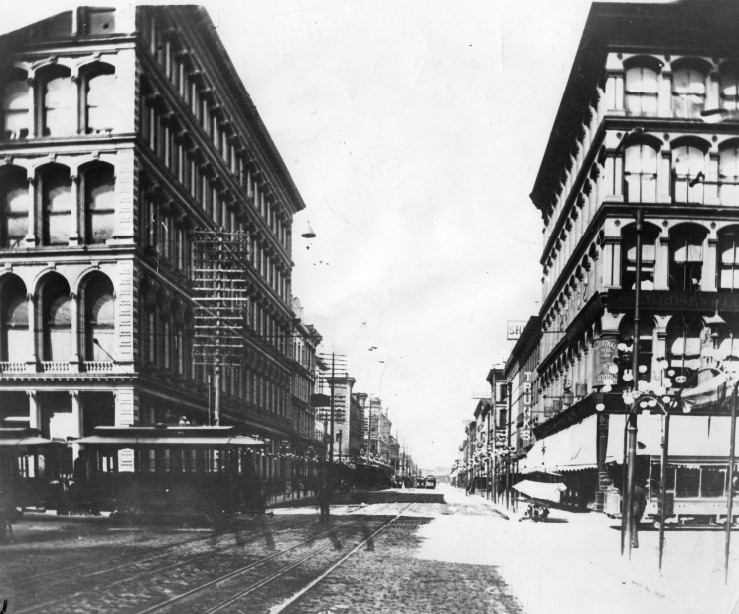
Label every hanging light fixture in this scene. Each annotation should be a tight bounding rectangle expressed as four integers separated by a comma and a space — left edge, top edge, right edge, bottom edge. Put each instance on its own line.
301, 222, 316, 239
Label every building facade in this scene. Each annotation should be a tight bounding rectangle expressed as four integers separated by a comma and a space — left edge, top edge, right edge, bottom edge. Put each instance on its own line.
0, 6, 306, 478
522, 1, 739, 510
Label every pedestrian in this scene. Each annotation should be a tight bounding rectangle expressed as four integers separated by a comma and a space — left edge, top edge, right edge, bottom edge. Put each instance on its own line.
631, 479, 648, 548
317, 480, 331, 523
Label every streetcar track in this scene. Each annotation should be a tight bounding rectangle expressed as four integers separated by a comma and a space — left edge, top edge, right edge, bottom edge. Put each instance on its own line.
132, 497, 412, 614
4, 515, 294, 590
13, 493, 419, 614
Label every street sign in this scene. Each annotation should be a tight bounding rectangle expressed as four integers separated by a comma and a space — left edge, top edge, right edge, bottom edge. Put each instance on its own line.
507, 320, 528, 340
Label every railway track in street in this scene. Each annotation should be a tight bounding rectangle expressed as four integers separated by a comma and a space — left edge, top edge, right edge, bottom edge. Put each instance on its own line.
10, 514, 298, 614
9, 493, 420, 614
133, 494, 424, 614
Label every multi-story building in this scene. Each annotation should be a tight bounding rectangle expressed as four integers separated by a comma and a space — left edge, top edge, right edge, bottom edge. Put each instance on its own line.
290, 297, 323, 484
0, 6, 305, 478
521, 1, 739, 510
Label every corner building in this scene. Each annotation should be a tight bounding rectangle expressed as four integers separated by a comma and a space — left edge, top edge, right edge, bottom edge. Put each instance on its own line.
0, 6, 304, 477
524, 2, 739, 510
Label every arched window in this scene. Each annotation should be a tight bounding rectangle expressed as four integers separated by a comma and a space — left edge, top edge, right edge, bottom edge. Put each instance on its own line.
625, 61, 659, 116
41, 274, 71, 362
2, 68, 30, 139
621, 222, 660, 290
624, 143, 658, 202
672, 142, 707, 204
665, 316, 703, 378
0, 275, 28, 362
0, 166, 29, 248
719, 142, 739, 206
81, 162, 115, 244
672, 63, 707, 118
82, 63, 115, 134
39, 65, 75, 137
669, 224, 708, 291
39, 164, 72, 245
82, 274, 114, 361
718, 227, 739, 290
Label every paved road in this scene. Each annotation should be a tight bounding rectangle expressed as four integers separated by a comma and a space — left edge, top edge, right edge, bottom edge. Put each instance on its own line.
0, 486, 736, 613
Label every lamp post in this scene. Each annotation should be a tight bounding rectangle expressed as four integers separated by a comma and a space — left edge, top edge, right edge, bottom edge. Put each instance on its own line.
618, 208, 645, 558
725, 379, 738, 583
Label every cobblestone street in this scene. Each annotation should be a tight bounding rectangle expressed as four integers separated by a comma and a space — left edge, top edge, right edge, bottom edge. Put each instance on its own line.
0, 485, 738, 613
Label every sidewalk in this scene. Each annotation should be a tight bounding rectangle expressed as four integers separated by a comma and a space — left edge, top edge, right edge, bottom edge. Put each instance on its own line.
435, 487, 739, 614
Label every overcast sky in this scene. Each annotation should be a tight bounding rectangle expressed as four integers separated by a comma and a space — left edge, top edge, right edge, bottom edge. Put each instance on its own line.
0, 0, 674, 470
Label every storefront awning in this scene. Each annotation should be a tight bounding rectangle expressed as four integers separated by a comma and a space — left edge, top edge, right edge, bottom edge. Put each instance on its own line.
519, 414, 598, 473
513, 479, 567, 502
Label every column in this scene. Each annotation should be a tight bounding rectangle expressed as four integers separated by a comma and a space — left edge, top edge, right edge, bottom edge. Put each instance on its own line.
654, 236, 670, 290
26, 293, 38, 369
69, 292, 81, 369
27, 391, 40, 430
703, 236, 718, 292
25, 176, 38, 246
69, 391, 82, 460
69, 173, 81, 246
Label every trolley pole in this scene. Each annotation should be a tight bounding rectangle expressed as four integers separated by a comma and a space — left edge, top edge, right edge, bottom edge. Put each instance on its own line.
725, 382, 738, 583
623, 207, 643, 559
506, 380, 512, 509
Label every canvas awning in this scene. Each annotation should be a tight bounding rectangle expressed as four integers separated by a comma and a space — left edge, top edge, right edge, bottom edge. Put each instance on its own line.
513, 479, 567, 503
679, 370, 727, 413
519, 414, 598, 473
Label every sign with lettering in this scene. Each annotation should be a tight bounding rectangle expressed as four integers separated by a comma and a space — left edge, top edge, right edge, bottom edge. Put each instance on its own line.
594, 337, 619, 386
507, 320, 528, 340
607, 290, 739, 312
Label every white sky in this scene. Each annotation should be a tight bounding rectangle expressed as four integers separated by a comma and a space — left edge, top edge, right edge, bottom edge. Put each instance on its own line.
0, 0, 673, 470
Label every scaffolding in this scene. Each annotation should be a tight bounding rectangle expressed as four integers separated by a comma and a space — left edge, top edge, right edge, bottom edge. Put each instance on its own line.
192, 230, 249, 368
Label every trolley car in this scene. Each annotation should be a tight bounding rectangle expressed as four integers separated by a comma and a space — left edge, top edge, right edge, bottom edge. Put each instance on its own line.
73, 425, 265, 518
645, 457, 738, 526
0, 427, 66, 511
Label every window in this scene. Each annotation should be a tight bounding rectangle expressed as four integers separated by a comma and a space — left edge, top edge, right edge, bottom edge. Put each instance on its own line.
621, 222, 659, 290
83, 64, 115, 134
719, 143, 739, 206
0, 166, 29, 248
625, 63, 659, 116
40, 164, 72, 245
624, 143, 658, 203
672, 143, 706, 204
40, 66, 76, 136
2, 68, 30, 139
41, 274, 72, 362
0, 275, 28, 362
666, 316, 702, 376
83, 274, 114, 361
82, 163, 115, 244
672, 64, 706, 118
669, 225, 707, 291
718, 229, 739, 290
701, 467, 726, 498
675, 466, 700, 498
721, 66, 739, 112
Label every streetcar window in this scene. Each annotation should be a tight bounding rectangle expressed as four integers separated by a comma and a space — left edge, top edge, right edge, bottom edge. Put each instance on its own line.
700, 467, 726, 497
676, 466, 700, 497
650, 462, 675, 491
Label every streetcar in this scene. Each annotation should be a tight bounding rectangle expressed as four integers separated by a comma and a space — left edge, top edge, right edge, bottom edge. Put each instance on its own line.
645, 457, 738, 526
0, 427, 67, 511
72, 425, 266, 518
424, 476, 437, 489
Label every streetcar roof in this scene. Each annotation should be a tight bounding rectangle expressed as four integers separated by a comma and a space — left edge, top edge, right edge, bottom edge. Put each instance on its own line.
76, 426, 265, 447
0, 427, 60, 447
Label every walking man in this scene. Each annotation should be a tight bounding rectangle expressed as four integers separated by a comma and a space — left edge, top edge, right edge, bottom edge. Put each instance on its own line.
631, 479, 648, 548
